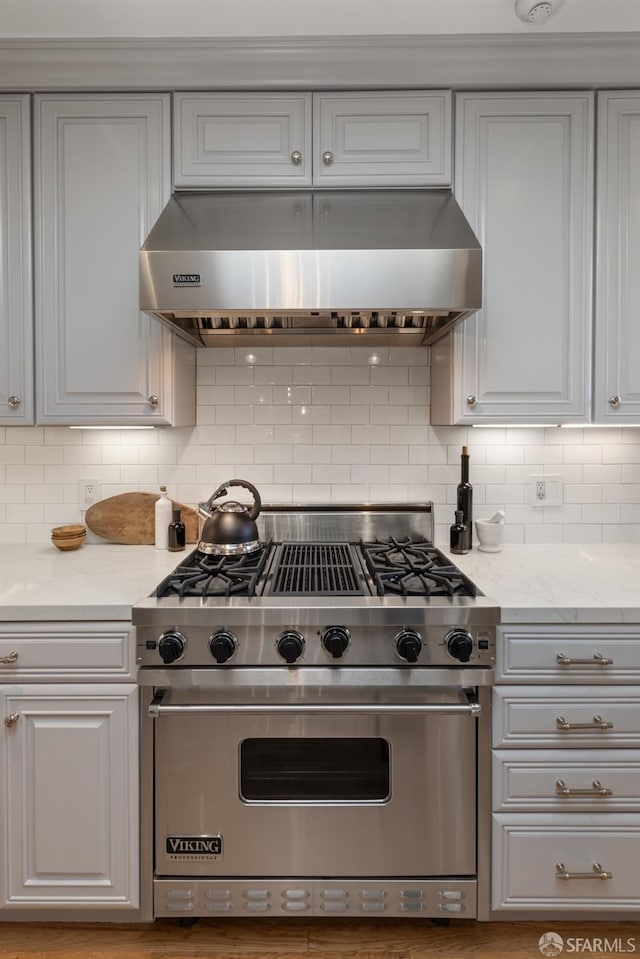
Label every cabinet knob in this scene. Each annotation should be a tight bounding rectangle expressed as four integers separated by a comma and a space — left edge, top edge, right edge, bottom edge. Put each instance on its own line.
0, 650, 19, 665
148, 395, 159, 408
290, 150, 302, 165
465, 395, 477, 408
4, 713, 19, 728
608, 395, 621, 407
8, 395, 20, 409
322, 151, 334, 166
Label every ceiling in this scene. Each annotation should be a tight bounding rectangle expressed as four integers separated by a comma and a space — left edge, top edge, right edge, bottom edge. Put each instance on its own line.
1, 0, 639, 38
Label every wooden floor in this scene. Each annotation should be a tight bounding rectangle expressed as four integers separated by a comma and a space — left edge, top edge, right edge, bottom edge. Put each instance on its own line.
0, 919, 637, 959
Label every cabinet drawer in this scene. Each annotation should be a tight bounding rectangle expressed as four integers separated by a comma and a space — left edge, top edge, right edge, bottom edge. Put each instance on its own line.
174, 92, 312, 188
493, 749, 640, 811
0, 623, 133, 679
493, 686, 640, 748
492, 814, 640, 912
497, 625, 640, 683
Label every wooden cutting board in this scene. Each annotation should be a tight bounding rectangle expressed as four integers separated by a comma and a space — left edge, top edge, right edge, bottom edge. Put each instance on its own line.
85, 492, 199, 545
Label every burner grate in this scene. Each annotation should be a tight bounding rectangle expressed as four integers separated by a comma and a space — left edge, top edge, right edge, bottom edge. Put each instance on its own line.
271, 543, 363, 596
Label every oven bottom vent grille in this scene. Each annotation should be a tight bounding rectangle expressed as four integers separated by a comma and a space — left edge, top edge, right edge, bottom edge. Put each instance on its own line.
271, 543, 363, 595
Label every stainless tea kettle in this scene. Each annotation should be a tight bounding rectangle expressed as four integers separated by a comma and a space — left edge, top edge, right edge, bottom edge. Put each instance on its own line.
197, 479, 262, 556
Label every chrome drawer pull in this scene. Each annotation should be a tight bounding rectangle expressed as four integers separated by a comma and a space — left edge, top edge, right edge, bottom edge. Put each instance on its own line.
0, 650, 18, 665
556, 715, 613, 731
556, 862, 612, 881
556, 652, 613, 666
555, 779, 613, 797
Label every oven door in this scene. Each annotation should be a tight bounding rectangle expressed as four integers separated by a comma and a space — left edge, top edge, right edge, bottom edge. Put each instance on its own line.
150, 681, 479, 878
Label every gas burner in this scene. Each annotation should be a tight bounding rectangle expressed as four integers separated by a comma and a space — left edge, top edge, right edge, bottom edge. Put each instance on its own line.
361, 538, 477, 598
156, 542, 272, 598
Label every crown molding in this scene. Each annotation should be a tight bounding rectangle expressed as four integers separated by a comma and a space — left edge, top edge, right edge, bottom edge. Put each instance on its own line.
0, 34, 638, 91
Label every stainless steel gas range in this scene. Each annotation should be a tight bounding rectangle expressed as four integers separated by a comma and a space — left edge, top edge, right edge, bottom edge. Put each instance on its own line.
134, 504, 499, 922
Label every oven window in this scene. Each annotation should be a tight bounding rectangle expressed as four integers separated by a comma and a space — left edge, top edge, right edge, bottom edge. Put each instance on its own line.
240, 738, 390, 802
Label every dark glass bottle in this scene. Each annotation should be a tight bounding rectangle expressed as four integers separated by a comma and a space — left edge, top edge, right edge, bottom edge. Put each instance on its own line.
457, 446, 473, 549
449, 510, 469, 555
168, 508, 186, 552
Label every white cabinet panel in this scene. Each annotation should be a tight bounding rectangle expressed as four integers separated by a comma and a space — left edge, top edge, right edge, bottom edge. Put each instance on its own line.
313, 92, 451, 186
174, 93, 312, 188
493, 686, 640, 748
0, 684, 138, 909
0, 622, 133, 680
595, 92, 640, 422
0, 95, 33, 426
432, 93, 593, 425
492, 749, 640, 812
35, 94, 194, 426
492, 814, 640, 912
497, 625, 640, 684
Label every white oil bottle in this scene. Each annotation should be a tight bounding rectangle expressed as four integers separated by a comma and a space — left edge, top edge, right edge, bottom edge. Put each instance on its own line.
154, 485, 172, 549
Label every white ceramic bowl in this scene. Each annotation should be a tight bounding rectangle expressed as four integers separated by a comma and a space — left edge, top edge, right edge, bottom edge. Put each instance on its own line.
474, 519, 504, 553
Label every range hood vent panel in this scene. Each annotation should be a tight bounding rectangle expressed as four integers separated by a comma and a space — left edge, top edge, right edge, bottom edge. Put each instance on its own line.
140, 190, 482, 347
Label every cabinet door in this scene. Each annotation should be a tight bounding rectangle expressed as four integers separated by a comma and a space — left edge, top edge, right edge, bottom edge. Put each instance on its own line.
174, 93, 312, 188
595, 92, 640, 422
35, 94, 193, 425
432, 94, 593, 425
0, 684, 138, 909
313, 91, 451, 186
0, 96, 33, 426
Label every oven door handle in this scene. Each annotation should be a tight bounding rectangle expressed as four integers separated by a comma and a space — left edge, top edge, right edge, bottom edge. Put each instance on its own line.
148, 688, 481, 717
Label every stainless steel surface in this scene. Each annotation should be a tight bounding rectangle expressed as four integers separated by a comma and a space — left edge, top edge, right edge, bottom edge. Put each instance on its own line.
556, 863, 613, 881
137, 504, 495, 922
139, 190, 482, 347
153, 877, 478, 919
152, 685, 477, 879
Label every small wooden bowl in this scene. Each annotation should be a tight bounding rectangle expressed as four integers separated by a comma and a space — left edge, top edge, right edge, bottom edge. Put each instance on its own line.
51, 524, 87, 551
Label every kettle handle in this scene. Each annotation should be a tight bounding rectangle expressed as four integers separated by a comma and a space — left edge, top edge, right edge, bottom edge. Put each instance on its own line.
226, 479, 262, 520
205, 479, 262, 521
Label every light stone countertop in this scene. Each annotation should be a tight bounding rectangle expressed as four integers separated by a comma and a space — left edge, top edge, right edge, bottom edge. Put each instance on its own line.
0, 544, 179, 621
440, 542, 640, 624
0, 542, 638, 625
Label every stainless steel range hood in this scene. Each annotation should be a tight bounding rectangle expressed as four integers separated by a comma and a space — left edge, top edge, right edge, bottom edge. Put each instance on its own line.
139, 190, 482, 347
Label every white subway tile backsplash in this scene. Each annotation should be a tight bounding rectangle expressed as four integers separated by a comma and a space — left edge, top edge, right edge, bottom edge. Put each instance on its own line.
1, 347, 639, 543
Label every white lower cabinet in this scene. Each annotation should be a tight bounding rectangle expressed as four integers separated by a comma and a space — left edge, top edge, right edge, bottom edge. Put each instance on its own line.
492, 625, 640, 917
492, 815, 640, 912
0, 623, 139, 917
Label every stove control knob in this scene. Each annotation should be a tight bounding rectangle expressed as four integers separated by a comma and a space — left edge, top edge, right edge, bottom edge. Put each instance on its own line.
158, 630, 186, 664
446, 628, 474, 663
395, 629, 423, 664
276, 630, 305, 664
209, 629, 237, 664
321, 626, 350, 659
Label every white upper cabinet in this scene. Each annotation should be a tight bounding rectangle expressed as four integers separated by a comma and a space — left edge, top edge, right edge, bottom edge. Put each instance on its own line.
173, 90, 451, 189
34, 94, 195, 426
0, 96, 33, 426
594, 92, 640, 423
431, 93, 594, 425
174, 93, 312, 188
312, 92, 451, 187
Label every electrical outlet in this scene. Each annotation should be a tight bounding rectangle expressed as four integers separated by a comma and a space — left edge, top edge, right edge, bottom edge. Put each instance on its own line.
530, 474, 563, 507
80, 478, 101, 509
